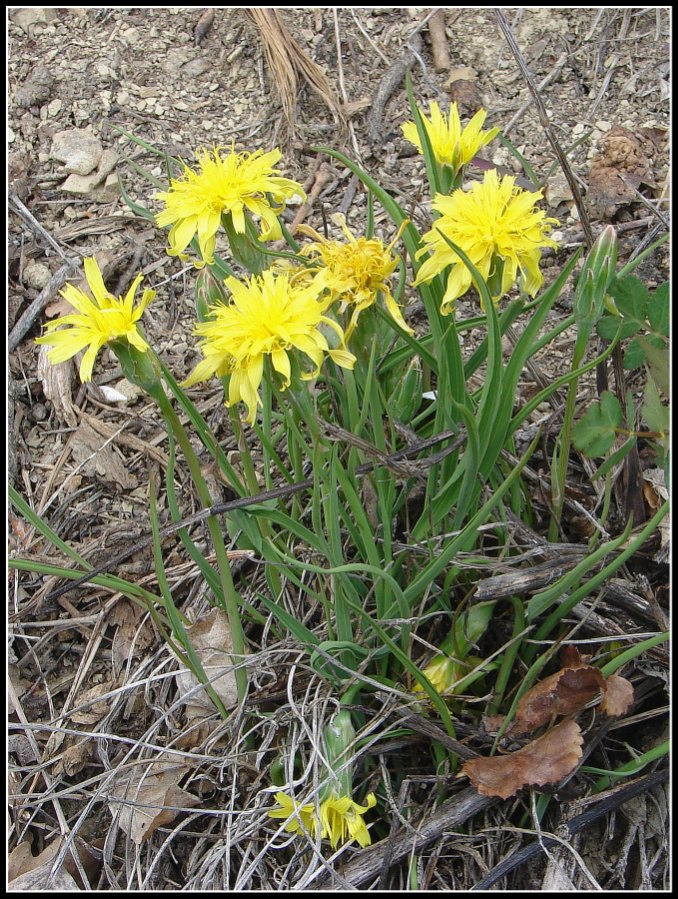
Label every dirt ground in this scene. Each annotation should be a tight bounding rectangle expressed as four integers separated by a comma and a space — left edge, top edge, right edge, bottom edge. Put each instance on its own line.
8, 7, 670, 891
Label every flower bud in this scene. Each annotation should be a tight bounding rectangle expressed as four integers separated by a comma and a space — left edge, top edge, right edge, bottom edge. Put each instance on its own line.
389, 356, 423, 422
221, 212, 268, 274
110, 339, 165, 405
575, 225, 618, 328
195, 267, 229, 322
324, 710, 356, 798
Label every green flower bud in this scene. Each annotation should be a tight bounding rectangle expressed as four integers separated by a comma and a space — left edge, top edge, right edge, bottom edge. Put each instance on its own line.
575, 225, 618, 328
195, 267, 229, 323
110, 340, 165, 405
324, 710, 356, 798
389, 356, 423, 422
221, 211, 268, 275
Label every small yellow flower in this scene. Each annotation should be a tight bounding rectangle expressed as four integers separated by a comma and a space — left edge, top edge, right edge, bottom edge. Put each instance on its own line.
35, 257, 154, 382
268, 791, 320, 839
402, 100, 499, 172
298, 216, 413, 339
183, 269, 355, 423
155, 146, 305, 265
416, 654, 461, 695
414, 169, 559, 313
319, 792, 377, 849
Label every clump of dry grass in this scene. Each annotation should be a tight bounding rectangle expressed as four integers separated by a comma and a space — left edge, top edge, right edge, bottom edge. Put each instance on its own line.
245, 9, 346, 133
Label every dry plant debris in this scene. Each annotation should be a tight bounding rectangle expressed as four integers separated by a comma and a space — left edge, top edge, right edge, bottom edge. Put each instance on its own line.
461, 718, 584, 800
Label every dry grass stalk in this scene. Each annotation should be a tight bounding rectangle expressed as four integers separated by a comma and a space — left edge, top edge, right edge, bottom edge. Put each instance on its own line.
245, 9, 345, 132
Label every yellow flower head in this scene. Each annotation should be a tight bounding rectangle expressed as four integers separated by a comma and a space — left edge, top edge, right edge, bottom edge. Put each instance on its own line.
298, 215, 413, 339
268, 791, 320, 839
319, 791, 377, 849
35, 257, 154, 382
415, 654, 461, 695
268, 790, 376, 848
183, 269, 356, 423
414, 169, 559, 313
155, 146, 305, 265
402, 100, 499, 172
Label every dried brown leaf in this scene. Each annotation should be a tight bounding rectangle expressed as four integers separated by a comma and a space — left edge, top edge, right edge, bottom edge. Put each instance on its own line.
68, 420, 137, 490
559, 645, 587, 669
587, 125, 656, 217
461, 719, 583, 799
511, 665, 605, 734
8, 838, 80, 890
111, 764, 199, 845
599, 674, 634, 717
37, 342, 77, 427
175, 607, 240, 717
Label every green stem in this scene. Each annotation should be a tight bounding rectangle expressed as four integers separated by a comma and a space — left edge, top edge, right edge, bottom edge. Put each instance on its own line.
160, 397, 248, 703
549, 334, 587, 540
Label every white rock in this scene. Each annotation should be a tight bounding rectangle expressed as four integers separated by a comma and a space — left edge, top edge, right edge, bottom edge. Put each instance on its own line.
98, 148, 119, 178
10, 8, 58, 33
47, 98, 62, 117
51, 129, 103, 175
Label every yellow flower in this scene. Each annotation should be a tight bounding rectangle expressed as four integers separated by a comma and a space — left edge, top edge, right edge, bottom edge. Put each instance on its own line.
268, 790, 377, 848
183, 269, 355, 423
298, 216, 413, 339
319, 792, 377, 849
155, 146, 305, 265
268, 791, 320, 839
414, 169, 559, 313
415, 654, 461, 695
402, 100, 499, 172
35, 257, 154, 382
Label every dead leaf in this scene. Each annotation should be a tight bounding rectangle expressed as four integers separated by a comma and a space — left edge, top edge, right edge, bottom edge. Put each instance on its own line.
559, 645, 588, 669
68, 420, 137, 490
510, 666, 606, 735
8, 839, 80, 890
175, 608, 240, 717
461, 719, 583, 799
108, 599, 155, 679
111, 764, 199, 844
599, 674, 634, 717
587, 126, 657, 218
69, 680, 113, 725
37, 343, 78, 427
10, 834, 102, 890
55, 739, 95, 777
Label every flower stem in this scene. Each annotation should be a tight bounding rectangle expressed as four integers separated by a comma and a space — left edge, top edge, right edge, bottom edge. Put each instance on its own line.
159, 396, 248, 703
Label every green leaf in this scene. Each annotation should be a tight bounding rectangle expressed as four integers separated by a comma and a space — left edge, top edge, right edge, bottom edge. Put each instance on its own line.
638, 335, 670, 395
641, 376, 669, 436
609, 274, 649, 324
572, 391, 623, 456
591, 435, 637, 480
623, 333, 665, 372
646, 281, 669, 336
597, 313, 640, 341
